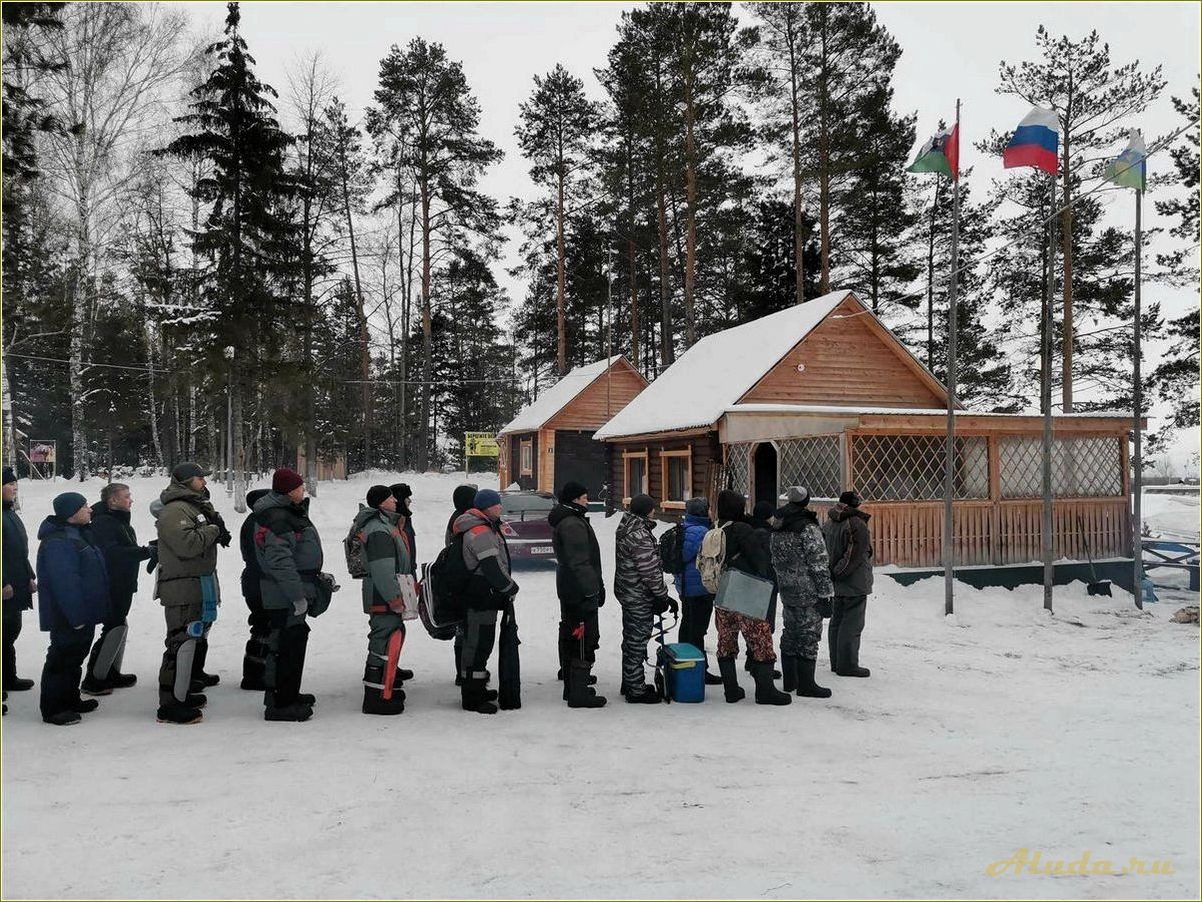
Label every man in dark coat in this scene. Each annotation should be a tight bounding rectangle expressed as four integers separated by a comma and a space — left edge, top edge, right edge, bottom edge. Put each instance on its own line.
238, 487, 272, 690
772, 487, 834, 699
549, 481, 606, 708
712, 490, 788, 705
614, 494, 676, 703
452, 489, 519, 714
81, 483, 153, 695
3, 467, 36, 712
36, 493, 110, 725
746, 499, 780, 678
253, 468, 326, 722
823, 490, 873, 678
445, 483, 478, 685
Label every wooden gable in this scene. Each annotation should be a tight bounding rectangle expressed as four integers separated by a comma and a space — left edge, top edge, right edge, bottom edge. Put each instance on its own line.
544, 358, 648, 431
739, 295, 949, 409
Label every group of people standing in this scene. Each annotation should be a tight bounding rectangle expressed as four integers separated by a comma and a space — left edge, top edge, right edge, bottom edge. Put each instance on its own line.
2, 461, 873, 726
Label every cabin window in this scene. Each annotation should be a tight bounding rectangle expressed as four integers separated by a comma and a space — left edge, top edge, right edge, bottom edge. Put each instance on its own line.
520, 440, 533, 476
851, 433, 989, 501
777, 435, 842, 500
623, 451, 648, 501
660, 449, 692, 508
999, 436, 1122, 498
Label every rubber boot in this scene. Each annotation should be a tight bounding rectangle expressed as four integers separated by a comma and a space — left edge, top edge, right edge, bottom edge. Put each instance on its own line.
752, 660, 792, 705
781, 655, 799, 693
190, 638, 219, 690
717, 657, 745, 703
242, 637, 269, 690
362, 686, 405, 715
567, 661, 606, 708
796, 657, 832, 698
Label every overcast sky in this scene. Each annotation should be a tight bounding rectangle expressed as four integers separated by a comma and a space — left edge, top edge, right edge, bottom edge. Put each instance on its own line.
176, 1, 1200, 461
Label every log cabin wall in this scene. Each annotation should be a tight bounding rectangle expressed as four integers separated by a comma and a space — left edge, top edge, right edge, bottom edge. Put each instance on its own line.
606, 431, 721, 522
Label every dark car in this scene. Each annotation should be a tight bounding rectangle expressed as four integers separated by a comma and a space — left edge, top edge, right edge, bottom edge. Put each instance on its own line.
499, 491, 557, 563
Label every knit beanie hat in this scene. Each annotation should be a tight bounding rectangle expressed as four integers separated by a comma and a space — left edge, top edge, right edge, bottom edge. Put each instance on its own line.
366, 485, 393, 509
630, 494, 655, 517
839, 490, 862, 507
685, 496, 710, 517
3, 466, 15, 485
558, 480, 589, 504
53, 491, 88, 519
474, 488, 502, 510
273, 468, 304, 495
786, 486, 811, 506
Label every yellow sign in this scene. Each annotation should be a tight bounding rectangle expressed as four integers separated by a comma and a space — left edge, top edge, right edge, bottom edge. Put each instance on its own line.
465, 432, 500, 457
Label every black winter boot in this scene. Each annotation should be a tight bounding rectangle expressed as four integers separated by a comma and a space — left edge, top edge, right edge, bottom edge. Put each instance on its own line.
461, 678, 498, 715
717, 657, 745, 703
242, 637, 269, 690
43, 710, 82, 726
362, 686, 405, 715
156, 703, 203, 725
752, 660, 792, 705
72, 697, 100, 713
796, 657, 832, 698
781, 655, 799, 693
567, 661, 606, 708
80, 674, 114, 696
191, 639, 219, 690
621, 684, 661, 704
264, 701, 313, 722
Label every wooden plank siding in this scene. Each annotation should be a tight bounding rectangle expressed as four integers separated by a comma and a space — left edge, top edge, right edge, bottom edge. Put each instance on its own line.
544, 360, 648, 430
607, 432, 721, 521
740, 296, 946, 409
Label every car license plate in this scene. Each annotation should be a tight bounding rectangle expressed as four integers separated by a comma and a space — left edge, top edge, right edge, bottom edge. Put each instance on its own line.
531, 546, 553, 555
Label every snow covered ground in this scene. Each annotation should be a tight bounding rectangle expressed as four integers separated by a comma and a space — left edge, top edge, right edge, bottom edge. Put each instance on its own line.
2, 472, 1198, 899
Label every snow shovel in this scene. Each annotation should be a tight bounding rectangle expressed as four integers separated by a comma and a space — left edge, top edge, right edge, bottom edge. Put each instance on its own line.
1076, 514, 1113, 597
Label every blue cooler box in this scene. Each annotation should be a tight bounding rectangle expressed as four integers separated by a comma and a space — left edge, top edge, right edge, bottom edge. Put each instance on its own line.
665, 642, 705, 703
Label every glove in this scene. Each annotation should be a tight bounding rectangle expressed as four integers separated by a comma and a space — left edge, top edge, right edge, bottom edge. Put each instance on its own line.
146, 542, 159, 574
292, 598, 307, 617
817, 598, 834, 619
216, 527, 233, 548
652, 596, 674, 616
504, 580, 519, 598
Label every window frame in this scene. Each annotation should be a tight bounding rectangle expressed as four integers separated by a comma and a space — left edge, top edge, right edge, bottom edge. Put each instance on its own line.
659, 448, 692, 510
622, 449, 649, 504
519, 439, 533, 477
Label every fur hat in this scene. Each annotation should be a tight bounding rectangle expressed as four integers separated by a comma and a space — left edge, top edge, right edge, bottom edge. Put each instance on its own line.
839, 490, 862, 507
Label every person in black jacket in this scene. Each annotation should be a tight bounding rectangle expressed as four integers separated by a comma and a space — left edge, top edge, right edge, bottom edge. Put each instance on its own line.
549, 481, 606, 708
445, 483, 478, 686
823, 490, 873, 678
745, 500, 780, 678
239, 487, 272, 690
3, 467, 37, 712
713, 490, 786, 704
81, 483, 152, 695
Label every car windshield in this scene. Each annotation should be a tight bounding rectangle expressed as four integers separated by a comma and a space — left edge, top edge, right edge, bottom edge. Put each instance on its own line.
502, 494, 555, 516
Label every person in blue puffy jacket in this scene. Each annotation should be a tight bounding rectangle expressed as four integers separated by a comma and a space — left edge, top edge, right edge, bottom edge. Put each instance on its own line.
36, 492, 111, 725
674, 496, 721, 686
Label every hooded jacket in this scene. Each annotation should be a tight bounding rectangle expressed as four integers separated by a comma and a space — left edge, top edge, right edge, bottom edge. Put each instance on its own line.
549, 501, 603, 614
3, 498, 34, 612
445, 485, 479, 547
89, 501, 150, 606
823, 504, 874, 596
614, 511, 671, 608
252, 491, 323, 613
770, 503, 834, 606
674, 512, 713, 598
155, 479, 223, 607
715, 490, 770, 580
452, 507, 516, 608
352, 503, 411, 614
36, 517, 110, 631
239, 488, 272, 602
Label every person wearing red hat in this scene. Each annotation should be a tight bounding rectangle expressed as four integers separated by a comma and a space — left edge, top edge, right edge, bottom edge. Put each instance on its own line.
251, 468, 331, 722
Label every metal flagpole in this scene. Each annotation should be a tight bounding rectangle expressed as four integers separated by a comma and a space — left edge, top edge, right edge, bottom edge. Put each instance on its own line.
943, 99, 961, 617
1132, 186, 1144, 609
1041, 172, 1056, 612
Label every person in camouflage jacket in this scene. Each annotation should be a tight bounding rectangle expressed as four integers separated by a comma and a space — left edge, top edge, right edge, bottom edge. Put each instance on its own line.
613, 494, 676, 702
769, 486, 834, 699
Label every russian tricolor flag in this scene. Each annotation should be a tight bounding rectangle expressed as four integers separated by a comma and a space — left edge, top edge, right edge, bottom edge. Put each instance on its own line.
1003, 106, 1059, 174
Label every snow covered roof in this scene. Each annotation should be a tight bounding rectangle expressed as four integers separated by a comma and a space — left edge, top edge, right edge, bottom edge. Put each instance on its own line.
498, 357, 628, 436
594, 291, 855, 440
727, 404, 1139, 420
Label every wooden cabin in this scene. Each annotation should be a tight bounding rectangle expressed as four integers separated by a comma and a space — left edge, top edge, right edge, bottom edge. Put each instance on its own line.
497, 356, 648, 498
595, 289, 1139, 568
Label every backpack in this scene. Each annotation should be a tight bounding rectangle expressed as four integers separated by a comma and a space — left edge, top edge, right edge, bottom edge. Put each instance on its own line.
344, 520, 369, 579
697, 526, 728, 594
658, 523, 686, 575
418, 531, 473, 637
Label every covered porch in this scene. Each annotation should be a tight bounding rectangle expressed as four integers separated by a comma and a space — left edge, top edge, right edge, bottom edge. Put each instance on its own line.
719, 405, 1135, 568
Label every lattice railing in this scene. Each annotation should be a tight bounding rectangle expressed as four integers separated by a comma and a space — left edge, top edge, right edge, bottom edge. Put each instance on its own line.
851, 433, 989, 501
724, 442, 752, 498
777, 435, 842, 500
999, 436, 1122, 498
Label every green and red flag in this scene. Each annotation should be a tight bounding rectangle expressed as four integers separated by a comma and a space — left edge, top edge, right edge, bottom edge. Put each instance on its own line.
907, 123, 960, 181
